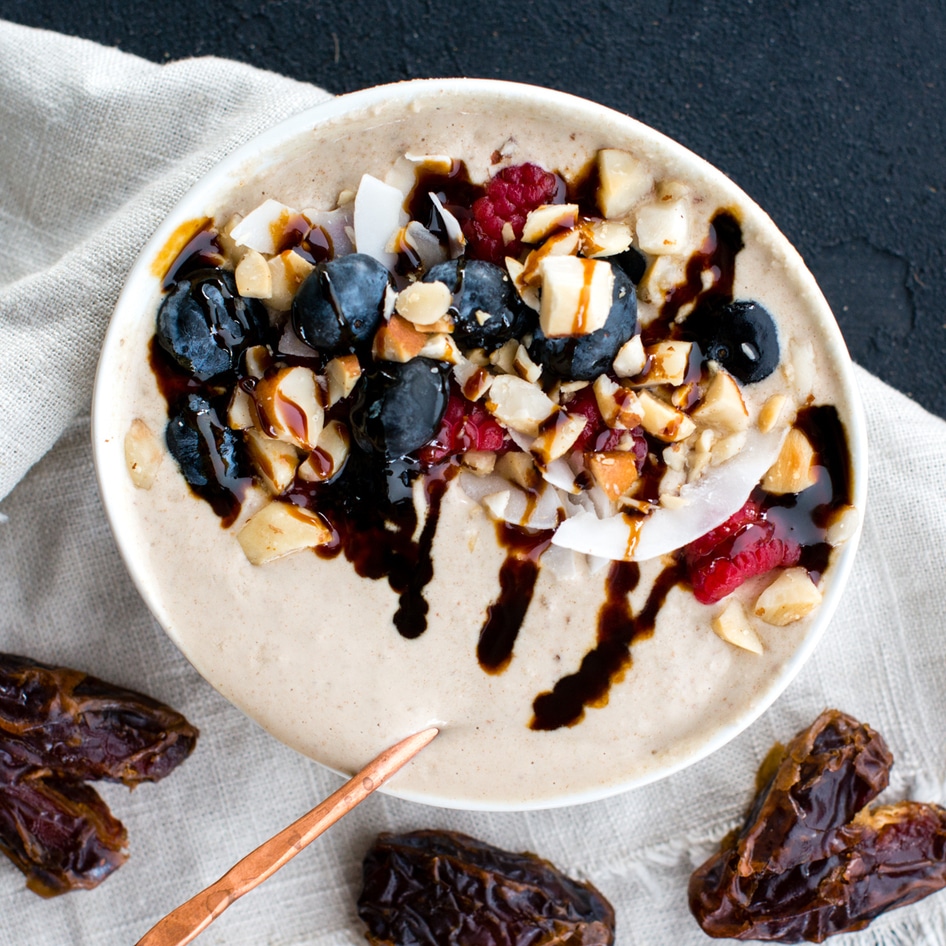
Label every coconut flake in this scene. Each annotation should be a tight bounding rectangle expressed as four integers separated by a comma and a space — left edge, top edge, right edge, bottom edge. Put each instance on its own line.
429, 192, 466, 259
353, 174, 407, 271
229, 199, 299, 255
552, 427, 787, 561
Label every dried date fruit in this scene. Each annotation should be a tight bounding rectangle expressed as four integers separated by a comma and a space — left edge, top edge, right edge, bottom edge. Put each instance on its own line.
690, 709, 946, 942
358, 828, 615, 946
0, 652, 198, 785
0, 653, 198, 895
736, 709, 892, 875
0, 761, 128, 897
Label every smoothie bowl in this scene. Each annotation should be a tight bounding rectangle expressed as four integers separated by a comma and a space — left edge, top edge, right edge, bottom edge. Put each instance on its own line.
92, 79, 866, 810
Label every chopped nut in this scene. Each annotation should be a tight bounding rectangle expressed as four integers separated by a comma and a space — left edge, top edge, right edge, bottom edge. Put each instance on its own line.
593, 375, 642, 429
637, 254, 686, 303
637, 390, 696, 442
754, 567, 823, 626
522, 203, 579, 243
227, 386, 258, 430
712, 599, 764, 655
486, 375, 557, 436
538, 256, 615, 337
235, 249, 273, 298
531, 412, 587, 464
253, 365, 325, 451
495, 451, 542, 491
585, 451, 640, 501
454, 360, 494, 401
636, 199, 690, 256
691, 369, 749, 433
656, 180, 691, 202
243, 428, 302, 495
124, 418, 163, 489
762, 428, 817, 494
513, 344, 542, 383
417, 333, 462, 364
243, 345, 273, 380
488, 338, 519, 375
461, 450, 496, 476
578, 219, 633, 258
298, 420, 350, 483
505, 257, 540, 311
826, 505, 860, 545
237, 500, 331, 565
395, 280, 452, 326
612, 335, 647, 378
670, 382, 699, 410
596, 148, 653, 218
758, 394, 789, 433
267, 249, 315, 311
635, 341, 692, 387
325, 354, 362, 406
372, 314, 428, 362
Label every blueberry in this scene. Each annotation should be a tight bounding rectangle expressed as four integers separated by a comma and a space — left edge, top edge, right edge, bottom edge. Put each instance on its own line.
610, 246, 647, 284
165, 394, 248, 489
423, 259, 530, 352
529, 264, 639, 380
292, 253, 393, 356
349, 359, 449, 460
681, 300, 779, 384
156, 269, 267, 381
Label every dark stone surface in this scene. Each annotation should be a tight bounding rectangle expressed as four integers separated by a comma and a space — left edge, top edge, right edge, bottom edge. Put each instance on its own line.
3, 0, 944, 415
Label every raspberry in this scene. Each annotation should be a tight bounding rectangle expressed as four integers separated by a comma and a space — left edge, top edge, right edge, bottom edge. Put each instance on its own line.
462, 163, 559, 264
418, 391, 508, 465
682, 498, 801, 604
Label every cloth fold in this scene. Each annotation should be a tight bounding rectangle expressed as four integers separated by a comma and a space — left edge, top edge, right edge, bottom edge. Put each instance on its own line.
2, 18, 946, 946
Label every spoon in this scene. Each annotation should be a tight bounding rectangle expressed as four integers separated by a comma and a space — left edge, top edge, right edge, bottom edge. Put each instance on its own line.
135, 727, 439, 946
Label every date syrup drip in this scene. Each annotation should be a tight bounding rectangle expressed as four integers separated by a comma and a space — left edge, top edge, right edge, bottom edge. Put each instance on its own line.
643, 210, 744, 345
761, 405, 852, 582
530, 561, 683, 731
160, 228, 224, 289
291, 456, 454, 639
477, 524, 555, 674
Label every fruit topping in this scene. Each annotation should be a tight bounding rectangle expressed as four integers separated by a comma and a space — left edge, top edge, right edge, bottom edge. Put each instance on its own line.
418, 389, 508, 465
358, 829, 616, 946
349, 358, 450, 460
681, 497, 801, 604
682, 299, 780, 384
165, 394, 249, 492
156, 269, 267, 381
461, 162, 560, 264
690, 710, 946, 942
292, 253, 393, 356
529, 263, 639, 380
423, 258, 530, 351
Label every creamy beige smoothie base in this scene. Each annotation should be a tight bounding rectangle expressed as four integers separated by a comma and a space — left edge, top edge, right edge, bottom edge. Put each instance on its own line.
94, 82, 864, 809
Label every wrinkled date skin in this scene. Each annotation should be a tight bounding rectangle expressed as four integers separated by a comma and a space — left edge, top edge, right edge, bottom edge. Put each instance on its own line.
358, 829, 615, 946
690, 709, 946, 942
0, 653, 198, 895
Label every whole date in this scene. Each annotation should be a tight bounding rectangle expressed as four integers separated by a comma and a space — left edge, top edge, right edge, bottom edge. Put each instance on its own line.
0, 652, 198, 896
358, 828, 615, 946
689, 709, 946, 942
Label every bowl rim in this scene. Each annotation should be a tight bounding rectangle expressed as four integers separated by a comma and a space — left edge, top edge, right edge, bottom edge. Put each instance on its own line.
92, 77, 868, 811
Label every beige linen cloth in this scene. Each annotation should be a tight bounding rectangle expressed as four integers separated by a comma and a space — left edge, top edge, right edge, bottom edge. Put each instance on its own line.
2, 18, 945, 946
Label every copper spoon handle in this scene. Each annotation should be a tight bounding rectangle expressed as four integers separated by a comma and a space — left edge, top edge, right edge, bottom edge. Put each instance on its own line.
135, 727, 439, 946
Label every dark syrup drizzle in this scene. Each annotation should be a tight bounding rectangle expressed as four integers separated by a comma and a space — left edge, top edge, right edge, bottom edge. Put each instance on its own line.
477, 525, 554, 674
150, 186, 853, 733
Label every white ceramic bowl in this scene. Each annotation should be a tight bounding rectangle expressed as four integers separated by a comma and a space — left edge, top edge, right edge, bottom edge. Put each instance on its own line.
93, 79, 866, 810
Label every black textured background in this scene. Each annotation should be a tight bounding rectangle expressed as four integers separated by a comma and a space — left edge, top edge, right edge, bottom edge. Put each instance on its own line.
3, 0, 944, 416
